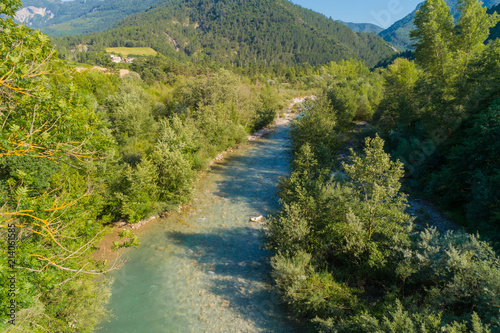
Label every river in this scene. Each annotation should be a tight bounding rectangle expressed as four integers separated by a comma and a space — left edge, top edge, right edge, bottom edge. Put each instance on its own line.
97, 122, 301, 332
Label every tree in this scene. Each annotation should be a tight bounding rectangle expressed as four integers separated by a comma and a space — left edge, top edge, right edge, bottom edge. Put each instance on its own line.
374, 58, 421, 133
0, 1, 117, 330
410, 0, 455, 86
411, 0, 499, 89
290, 96, 339, 167
454, 0, 500, 76
429, 99, 500, 232
331, 135, 412, 272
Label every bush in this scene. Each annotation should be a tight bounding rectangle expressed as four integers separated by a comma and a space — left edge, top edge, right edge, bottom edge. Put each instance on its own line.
116, 158, 162, 222
271, 252, 357, 320
398, 228, 500, 328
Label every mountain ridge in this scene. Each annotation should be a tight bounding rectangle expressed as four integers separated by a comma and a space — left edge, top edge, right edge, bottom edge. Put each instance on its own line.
55, 0, 396, 67
18, 0, 164, 36
341, 21, 384, 34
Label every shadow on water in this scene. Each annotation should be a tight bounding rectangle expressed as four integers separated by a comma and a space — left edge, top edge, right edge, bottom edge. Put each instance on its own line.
166, 228, 300, 332
209, 124, 293, 214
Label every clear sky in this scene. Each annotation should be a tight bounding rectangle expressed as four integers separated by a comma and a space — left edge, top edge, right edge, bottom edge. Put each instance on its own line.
289, 0, 423, 28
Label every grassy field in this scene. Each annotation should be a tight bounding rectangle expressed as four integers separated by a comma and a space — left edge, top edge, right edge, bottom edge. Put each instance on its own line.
105, 47, 157, 57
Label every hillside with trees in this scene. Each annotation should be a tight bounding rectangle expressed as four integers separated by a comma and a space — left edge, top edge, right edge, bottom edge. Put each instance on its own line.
17, 0, 162, 36
53, 0, 396, 67
341, 21, 384, 34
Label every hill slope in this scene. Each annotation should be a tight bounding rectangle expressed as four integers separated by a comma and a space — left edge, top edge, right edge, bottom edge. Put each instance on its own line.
17, 0, 163, 36
341, 21, 384, 34
55, 0, 395, 67
488, 4, 500, 41
379, 0, 500, 50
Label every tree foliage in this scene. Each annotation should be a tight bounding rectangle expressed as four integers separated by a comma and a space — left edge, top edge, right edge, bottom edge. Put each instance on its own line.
269, 96, 500, 331
374, 0, 500, 238
1, 1, 116, 330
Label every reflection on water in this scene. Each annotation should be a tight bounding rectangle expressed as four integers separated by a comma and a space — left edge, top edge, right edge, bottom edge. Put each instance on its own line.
97, 124, 301, 332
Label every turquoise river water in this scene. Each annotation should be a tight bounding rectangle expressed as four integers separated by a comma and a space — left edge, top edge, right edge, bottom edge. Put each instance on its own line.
97, 123, 302, 332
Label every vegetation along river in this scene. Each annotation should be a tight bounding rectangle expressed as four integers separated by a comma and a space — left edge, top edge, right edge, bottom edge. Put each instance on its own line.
97, 122, 300, 332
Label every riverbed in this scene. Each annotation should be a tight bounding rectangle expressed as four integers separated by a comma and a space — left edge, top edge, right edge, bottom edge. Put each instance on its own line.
97, 122, 300, 332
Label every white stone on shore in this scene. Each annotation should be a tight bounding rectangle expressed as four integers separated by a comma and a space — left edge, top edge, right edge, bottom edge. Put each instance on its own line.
250, 215, 263, 222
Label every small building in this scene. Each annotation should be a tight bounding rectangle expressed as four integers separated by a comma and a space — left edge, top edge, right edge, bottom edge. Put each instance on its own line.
109, 54, 122, 63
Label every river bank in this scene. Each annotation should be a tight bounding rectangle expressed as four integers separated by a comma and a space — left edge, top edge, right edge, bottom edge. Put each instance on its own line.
92, 96, 313, 264
94, 99, 311, 332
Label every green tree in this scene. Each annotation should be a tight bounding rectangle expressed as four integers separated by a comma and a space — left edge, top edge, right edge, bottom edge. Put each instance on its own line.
151, 119, 197, 204
374, 58, 421, 133
116, 158, 161, 222
0, 1, 116, 331
454, 0, 500, 76
104, 73, 158, 164
328, 135, 412, 272
104, 73, 157, 140
410, 0, 455, 86
290, 96, 339, 167
254, 84, 281, 130
428, 99, 500, 232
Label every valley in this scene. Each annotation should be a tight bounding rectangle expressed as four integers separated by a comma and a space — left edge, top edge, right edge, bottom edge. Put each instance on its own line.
2, 0, 500, 332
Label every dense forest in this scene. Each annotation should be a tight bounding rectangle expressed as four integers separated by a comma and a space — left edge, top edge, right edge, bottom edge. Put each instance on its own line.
268, 0, 500, 331
53, 0, 395, 67
2, 0, 500, 331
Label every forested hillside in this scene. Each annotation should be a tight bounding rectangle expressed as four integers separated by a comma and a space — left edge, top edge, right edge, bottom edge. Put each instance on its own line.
18, 0, 163, 36
488, 4, 500, 40
379, 0, 500, 50
341, 21, 384, 34
54, 0, 395, 67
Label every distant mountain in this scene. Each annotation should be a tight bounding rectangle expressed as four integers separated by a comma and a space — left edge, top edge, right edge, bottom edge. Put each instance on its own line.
341, 21, 384, 34
379, 0, 500, 50
17, 0, 162, 36
488, 4, 500, 41
56, 0, 396, 67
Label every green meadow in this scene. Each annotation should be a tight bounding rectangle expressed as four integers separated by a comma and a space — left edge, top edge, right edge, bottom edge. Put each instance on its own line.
105, 47, 157, 57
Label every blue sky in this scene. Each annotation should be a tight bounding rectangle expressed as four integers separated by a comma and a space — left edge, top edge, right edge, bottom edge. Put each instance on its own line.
290, 0, 423, 28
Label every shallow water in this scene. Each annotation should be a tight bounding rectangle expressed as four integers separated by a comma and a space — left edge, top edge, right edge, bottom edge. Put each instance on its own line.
97, 124, 301, 333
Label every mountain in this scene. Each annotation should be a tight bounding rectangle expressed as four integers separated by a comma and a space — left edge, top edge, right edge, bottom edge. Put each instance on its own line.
379, 0, 500, 50
488, 4, 500, 41
55, 0, 396, 67
17, 0, 162, 36
341, 21, 384, 34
